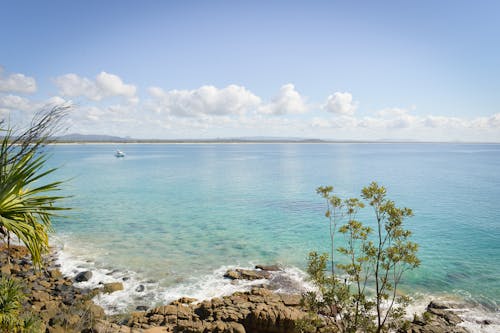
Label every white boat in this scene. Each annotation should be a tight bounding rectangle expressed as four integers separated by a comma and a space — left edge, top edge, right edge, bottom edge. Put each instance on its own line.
115, 150, 125, 158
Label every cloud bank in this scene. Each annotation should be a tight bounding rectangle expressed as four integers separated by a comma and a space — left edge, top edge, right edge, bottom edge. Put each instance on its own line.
1, 67, 499, 142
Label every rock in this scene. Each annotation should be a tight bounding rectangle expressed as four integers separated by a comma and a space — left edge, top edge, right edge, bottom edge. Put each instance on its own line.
39, 280, 52, 288
428, 300, 449, 310
135, 284, 145, 292
159, 305, 178, 316
224, 268, 271, 280
280, 294, 301, 306
103, 282, 124, 293
0, 265, 10, 275
74, 270, 92, 282
88, 303, 105, 319
32, 290, 51, 302
173, 296, 197, 304
136, 305, 149, 311
224, 270, 241, 280
255, 264, 281, 271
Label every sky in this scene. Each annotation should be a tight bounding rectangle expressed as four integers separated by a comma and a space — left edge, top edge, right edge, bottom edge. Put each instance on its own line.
1, 0, 500, 141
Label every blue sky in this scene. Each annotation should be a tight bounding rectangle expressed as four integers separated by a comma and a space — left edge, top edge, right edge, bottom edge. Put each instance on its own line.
1, 0, 499, 141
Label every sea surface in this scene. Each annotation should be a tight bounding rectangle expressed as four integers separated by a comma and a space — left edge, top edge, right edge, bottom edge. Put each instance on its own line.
45, 143, 499, 331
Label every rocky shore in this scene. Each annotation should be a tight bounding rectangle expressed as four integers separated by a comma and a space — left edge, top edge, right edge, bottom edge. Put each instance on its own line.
0, 245, 485, 333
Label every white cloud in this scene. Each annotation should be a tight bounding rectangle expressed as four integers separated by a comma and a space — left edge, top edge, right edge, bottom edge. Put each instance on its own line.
147, 84, 261, 117
0, 66, 37, 93
487, 113, 500, 127
258, 84, 308, 115
54, 71, 137, 102
323, 92, 357, 115
423, 115, 466, 128
0, 94, 34, 111
0, 94, 70, 118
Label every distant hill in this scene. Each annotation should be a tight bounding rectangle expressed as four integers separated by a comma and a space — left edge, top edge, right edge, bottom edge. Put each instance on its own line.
55, 134, 132, 142
51, 134, 466, 144
53, 134, 328, 143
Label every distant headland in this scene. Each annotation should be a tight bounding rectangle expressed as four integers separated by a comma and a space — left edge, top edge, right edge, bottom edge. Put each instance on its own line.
53, 133, 496, 144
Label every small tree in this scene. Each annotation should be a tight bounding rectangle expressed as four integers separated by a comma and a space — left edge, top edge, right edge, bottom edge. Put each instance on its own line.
301, 182, 420, 333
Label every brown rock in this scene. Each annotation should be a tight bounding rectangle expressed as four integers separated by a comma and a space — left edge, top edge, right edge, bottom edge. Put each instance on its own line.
279, 294, 302, 306
159, 305, 178, 316
50, 269, 63, 279
172, 296, 197, 304
224, 270, 241, 280
0, 265, 10, 275
88, 303, 105, 319
41, 301, 60, 320
177, 304, 193, 320
32, 290, 51, 302
103, 282, 124, 293
39, 280, 52, 288
224, 268, 271, 280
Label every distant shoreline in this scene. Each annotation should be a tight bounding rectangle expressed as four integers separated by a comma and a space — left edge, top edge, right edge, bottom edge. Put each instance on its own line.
49, 140, 500, 145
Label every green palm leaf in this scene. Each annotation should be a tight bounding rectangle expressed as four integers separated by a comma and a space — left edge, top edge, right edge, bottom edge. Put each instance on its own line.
0, 129, 69, 268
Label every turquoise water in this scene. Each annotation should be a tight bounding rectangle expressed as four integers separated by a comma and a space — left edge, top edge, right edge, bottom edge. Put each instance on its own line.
46, 143, 500, 315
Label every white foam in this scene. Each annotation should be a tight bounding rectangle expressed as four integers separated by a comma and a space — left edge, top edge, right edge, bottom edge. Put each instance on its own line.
53, 238, 500, 330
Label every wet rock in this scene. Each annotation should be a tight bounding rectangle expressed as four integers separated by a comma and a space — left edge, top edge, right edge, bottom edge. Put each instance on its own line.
428, 300, 449, 310
74, 270, 92, 282
255, 264, 282, 271
135, 284, 145, 292
136, 305, 149, 311
224, 268, 271, 280
103, 282, 124, 293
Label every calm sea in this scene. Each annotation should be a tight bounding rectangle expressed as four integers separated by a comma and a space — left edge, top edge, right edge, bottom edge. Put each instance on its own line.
45, 143, 499, 328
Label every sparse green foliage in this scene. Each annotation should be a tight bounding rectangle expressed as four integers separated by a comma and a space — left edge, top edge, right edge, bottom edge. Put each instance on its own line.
300, 182, 420, 333
0, 275, 41, 333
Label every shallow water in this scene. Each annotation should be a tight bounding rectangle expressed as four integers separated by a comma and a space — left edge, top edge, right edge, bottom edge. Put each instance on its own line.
45, 143, 500, 328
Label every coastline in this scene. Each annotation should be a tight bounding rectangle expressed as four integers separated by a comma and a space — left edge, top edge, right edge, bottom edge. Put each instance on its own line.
1, 244, 498, 332
48, 141, 500, 145
54, 244, 499, 333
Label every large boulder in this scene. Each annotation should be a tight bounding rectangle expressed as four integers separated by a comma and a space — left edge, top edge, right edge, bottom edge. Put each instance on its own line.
74, 270, 92, 282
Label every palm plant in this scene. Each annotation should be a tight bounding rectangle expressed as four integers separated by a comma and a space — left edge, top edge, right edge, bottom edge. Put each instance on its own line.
0, 105, 70, 267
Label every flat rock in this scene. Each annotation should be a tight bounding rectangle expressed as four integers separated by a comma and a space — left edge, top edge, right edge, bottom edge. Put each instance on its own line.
103, 282, 124, 293
224, 268, 271, 280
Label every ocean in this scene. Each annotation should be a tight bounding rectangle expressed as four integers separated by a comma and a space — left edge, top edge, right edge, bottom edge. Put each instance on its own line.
45, 143, 499, 331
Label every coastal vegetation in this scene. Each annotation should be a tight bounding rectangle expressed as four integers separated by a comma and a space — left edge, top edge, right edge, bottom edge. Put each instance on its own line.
0, 105, 70, 268
0, 105, 70, 332
0, 275, 40, 332
299, 182, 420, 333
